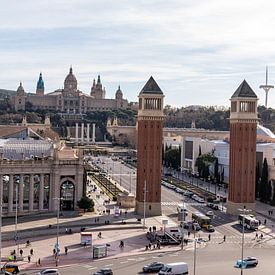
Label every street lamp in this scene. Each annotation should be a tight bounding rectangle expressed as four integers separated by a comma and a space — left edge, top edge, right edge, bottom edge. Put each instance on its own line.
14, 182, 19, 255
238, 206, 251, 275
53, 197, 63, 266
143, 180, 148, 230
180, 198, 186, 250
193, 238, 197, 275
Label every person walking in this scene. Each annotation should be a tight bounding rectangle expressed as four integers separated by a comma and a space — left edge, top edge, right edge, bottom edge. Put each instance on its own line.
53, 248, 56, 255
19, 249, 23, 257
65, 247, 68, 255
223, 235, 226, 242
30, 248, 34, 256
208, 234, 211, 241
255, 232, 258, 239
37, 258, 41, 266
28, 255, 31, 263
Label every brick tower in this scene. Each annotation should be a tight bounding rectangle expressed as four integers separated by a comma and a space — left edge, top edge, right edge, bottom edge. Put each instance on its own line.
227, 80, 258, 215
136, 76, 164, 216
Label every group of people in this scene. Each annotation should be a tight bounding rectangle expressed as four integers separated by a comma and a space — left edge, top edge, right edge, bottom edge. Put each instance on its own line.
145, 241, 161, 250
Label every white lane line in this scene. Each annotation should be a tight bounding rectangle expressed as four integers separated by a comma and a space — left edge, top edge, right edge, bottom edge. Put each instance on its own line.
88, 267, 97, 270
105, 264, 114, 267
127, 258, 136, 261
120, 261, 129, 264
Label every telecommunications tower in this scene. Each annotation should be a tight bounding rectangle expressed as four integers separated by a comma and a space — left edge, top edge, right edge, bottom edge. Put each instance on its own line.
259, 66, 274, 108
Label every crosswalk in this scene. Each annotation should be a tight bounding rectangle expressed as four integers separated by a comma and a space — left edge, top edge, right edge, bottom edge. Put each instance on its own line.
161, 201, 207, 206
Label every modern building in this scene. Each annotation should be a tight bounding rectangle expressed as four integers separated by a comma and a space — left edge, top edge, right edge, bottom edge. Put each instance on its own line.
136, 76, 164, 216
11, 67, 129, 112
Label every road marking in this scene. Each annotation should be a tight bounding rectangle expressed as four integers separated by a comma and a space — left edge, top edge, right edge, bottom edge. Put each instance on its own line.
88, 267, 97, 270
127, 258, 136, 261
120, 261, 129, 264
105, 264, 114, 267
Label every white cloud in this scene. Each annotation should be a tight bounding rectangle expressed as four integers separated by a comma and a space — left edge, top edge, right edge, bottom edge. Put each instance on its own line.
1, 0, 275, 107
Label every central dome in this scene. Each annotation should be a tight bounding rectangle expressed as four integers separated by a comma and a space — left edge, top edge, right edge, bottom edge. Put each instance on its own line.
64, 67, 77, 90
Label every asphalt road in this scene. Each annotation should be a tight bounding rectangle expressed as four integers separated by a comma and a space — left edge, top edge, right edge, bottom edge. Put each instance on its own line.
22, 243, 275, 275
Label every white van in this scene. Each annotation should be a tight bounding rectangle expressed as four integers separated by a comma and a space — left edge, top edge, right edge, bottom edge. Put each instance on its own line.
159, 262, 188, 275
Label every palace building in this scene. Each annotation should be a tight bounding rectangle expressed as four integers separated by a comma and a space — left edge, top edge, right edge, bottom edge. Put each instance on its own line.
11, 67, 129, 112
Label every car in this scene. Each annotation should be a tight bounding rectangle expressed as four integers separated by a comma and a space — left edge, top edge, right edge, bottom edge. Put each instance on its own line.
0, 271, 13, 275
93, 267, 113, 275
235, 257, 258, 268
205, 224, 215, 232
192, 222, 201, 231
184, 191, 193, 197
2, 264, 20, 274
142, 262, 164, 273
37, 269, 59, 275
197, 198, 205, 203
206, 211, 214, 217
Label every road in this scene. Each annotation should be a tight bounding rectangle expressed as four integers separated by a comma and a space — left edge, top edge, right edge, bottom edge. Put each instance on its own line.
22, 243, 275, 275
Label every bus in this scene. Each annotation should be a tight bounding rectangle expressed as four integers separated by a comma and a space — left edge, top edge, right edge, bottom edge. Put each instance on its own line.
238, 214, 259, 230
191, 211, 211, 228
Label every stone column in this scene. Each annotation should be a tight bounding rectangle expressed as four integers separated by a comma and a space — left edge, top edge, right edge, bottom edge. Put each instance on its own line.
92, 123, 96, 143
81, 123, 84, 143
39, 174, 44, 211
19, 174, 24, 212
8, 174, 14, 214
86, 123, 90, 144
29, 174, 34, 211
75, 123, 79, 144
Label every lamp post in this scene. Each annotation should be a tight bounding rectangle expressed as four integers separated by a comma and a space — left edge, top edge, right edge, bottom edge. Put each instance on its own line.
143, 180, 148, 230
53, 197, 62, 266
14, 183, 19, 255
181, 197, 186, 250
193, 238, 197, 275
238, 206, 251, 275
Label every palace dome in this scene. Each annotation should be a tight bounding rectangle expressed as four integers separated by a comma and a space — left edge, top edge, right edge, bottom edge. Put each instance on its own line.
64, 67, 77, 90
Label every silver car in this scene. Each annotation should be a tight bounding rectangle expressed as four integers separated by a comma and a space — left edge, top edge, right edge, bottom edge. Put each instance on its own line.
37, 269, 60, 275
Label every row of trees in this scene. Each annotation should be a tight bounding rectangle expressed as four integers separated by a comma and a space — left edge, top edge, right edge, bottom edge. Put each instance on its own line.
163, 145, 181, 169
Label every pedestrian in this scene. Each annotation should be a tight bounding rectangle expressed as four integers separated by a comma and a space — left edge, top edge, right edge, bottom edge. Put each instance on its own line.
28, 255, 31, 263
53, 248, 56, 255
20, 249, 23, 257
65, 228, 68, 234
65, 247, 68, 255
264, 219, 267, 225
30, 248, 34, 256
255, 232, 258, 239
223, 235, 226, 242
208, 234, 211, 241
13, 254, 17, 262
37, 258, 41, 266
94, 218, 97, 223
260, 233, 263, 239
149, 227, 152, 232
98, 232, 102, 238
148, 243, 151, 249
26, 240, 30, 246
84, 242, 87, 248
188, 231, 190, 237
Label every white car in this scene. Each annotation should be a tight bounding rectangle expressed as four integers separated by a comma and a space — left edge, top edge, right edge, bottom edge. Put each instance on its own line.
206, 211, 214, 217
37, 269, 60, 275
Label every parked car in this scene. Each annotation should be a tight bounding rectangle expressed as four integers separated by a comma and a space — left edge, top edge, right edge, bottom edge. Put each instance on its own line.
184, 191, 193, 198
143, 262, 164, 273
93, 268, 113, 275
37, 269, 59, 275
235, 257, 258, 268
192, 223, 201, 231
0, 271, 13, 275
2, 264, 20, 274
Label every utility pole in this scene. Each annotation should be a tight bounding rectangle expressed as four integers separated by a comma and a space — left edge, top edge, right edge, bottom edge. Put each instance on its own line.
143, 180, 147, 230
181, 198, 186, 250
53, 198, 62, 266
15, 183, 19, 255
193, 238, 197, 275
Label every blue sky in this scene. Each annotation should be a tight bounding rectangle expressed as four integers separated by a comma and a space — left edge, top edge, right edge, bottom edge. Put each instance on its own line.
1, 0, 275, 107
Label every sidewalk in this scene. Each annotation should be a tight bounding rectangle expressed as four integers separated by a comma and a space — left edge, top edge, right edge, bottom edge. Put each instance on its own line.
1, 215, 182, 271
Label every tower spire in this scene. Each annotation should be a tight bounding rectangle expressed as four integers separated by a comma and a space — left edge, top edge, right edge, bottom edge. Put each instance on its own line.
260, 65, 274, 108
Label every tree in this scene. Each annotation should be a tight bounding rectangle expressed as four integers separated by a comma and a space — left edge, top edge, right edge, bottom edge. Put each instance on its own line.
77, 196, 94, 212
255, 162, 260, 199
259, 158, 269, 202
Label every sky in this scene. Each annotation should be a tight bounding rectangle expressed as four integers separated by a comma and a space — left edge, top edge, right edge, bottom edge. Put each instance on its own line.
1, 0, 275, 107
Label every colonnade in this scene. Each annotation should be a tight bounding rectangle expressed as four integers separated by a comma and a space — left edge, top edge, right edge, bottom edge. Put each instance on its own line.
75, 123, 96, 144
0, 173, 50, 214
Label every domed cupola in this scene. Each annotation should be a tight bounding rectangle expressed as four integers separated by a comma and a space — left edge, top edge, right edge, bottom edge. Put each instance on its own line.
115, 85, 123, 100
64, 66, 77, 91
17, 82, 25, 96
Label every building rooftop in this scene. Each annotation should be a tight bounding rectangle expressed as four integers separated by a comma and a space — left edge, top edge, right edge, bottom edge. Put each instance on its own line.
139, 76, 163, 95
231, 80, 257, 98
